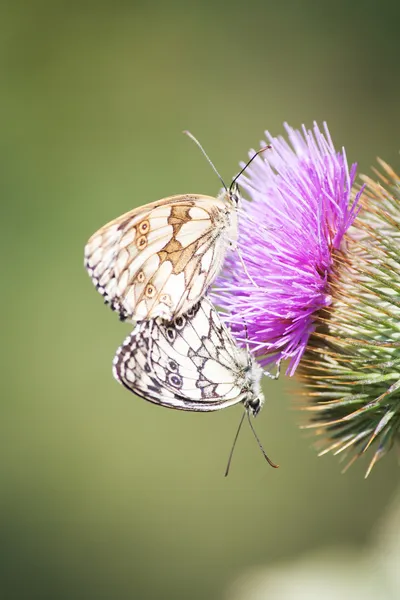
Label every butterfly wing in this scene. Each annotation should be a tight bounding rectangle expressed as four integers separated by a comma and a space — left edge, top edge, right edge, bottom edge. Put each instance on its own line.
112, 298, 254, 411
85, 194, 233, 321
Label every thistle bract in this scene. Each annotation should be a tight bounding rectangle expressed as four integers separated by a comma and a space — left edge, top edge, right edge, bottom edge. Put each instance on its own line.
298, 161, 400, 475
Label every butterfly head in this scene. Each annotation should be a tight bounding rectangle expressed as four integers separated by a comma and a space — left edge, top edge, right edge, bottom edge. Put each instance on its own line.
228, 181, 241, 208
246, 394, 263, 416
218, 181, 241, 210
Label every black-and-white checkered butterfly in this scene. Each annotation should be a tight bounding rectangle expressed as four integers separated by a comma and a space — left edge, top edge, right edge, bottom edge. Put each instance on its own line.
113, 297, 279, 473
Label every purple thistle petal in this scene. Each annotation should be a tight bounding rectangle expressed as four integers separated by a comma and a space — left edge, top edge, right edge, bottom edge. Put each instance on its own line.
213, 122, 363, 375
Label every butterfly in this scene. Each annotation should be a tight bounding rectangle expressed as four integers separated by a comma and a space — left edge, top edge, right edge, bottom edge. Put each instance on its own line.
112, 297, 266, 414
84, 133, 268, 323
84, 186, 240, 322
113, 296, 279, 473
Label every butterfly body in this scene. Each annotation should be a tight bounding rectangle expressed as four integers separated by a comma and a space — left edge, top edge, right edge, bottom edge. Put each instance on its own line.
113, 298, 264, 415
85, 191, 239, 322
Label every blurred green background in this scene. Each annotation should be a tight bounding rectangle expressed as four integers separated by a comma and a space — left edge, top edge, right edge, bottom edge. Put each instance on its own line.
2, 1, 399, 599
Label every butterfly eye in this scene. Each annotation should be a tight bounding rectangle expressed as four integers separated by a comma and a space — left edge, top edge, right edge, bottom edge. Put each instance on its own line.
246, 396, 262, 416
138, 220, 150, 235
136, 235, 147, 250
168, 373, 182, 388
230, 192, 240, 206
168, 360, 178, 371
136, 270, 145, 283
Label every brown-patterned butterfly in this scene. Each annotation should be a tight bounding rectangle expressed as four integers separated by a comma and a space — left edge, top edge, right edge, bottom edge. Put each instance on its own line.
84, 133, 268, 322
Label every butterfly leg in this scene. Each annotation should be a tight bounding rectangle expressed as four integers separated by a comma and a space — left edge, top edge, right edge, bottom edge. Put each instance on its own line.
262, 358, 281, 380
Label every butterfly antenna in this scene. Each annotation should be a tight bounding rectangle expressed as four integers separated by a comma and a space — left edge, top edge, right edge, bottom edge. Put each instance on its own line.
231, 145, 272, 188
183, 130, 227, 191
246, 411, 279, 469
224, 411, 246, 477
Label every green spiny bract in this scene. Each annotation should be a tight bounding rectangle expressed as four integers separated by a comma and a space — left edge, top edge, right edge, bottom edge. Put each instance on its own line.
298, 160, 400, 476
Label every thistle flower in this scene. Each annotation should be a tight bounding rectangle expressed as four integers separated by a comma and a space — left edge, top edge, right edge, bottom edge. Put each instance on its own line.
298, 160, 400, 476
213, 122, 362, 375
214, 123, 400, 474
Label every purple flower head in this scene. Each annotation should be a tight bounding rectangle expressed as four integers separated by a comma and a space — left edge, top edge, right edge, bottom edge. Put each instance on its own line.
213, 122, 363, 375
